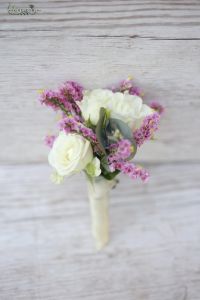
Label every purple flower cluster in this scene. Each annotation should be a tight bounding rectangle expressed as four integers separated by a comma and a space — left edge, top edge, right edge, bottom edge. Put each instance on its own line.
112, 78, 142, 96
107, 139, 149, 182
129, 86, 141, 96
150, 101, 165, 115
118, 78, 133, 91
79, 126, 97, 142
58, 116, 98, 145
44, 135, 56, 148
39, 81, 83, 116
133, 113, 160, 147
109, 161, 149, 182
59, 117, 79, 133
39, 90, 61, 111
108, 139, 132, 162
60, 81, 83, 102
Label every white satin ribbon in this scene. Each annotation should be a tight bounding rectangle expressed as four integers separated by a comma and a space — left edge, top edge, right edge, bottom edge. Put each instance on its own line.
86, 176, 116, 250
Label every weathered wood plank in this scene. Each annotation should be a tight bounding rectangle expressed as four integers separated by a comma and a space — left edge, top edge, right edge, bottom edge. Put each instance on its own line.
1, 1, 200, 299
1, 0, 200, 38
0, 36, 200, 163
0, 163, 200, 299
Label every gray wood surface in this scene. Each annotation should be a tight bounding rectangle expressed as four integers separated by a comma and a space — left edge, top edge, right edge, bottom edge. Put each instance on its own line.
1, 163, 200, 300
0, 1, 200, 299
0, 0, 200, 163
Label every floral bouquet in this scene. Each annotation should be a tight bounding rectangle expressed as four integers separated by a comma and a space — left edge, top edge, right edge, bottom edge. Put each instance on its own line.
39, 77, 164, 249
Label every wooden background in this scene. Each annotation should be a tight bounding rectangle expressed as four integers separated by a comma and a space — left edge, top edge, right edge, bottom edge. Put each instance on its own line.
0, 1, 200, 299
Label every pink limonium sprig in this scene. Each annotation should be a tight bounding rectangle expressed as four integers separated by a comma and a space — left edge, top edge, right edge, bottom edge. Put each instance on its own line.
107, 139, 149, 182
39, 90, 63, 111
109, 161, 149, 182
58, 81, 83, 116
59, 81, 83, 102
108, 139, 133, 161
59, 116, 80, 133
39, 81, 83, 117
44, 135, 56, 148
133, 113, 160, 147
112, 77, 143, 97
150, 101, 165, 115
58, 116, 103, 154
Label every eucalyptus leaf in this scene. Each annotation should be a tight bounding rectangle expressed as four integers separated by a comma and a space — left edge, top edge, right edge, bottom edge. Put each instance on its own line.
95, 107, 109, 153
107, 118, 132, 140
95, 108, 137, 160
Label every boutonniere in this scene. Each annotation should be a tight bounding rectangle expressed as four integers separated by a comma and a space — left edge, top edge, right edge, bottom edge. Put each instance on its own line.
39, 77, 164, 250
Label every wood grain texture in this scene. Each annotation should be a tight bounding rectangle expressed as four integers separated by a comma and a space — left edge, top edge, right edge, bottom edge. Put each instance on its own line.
0, 36, 200, 163
0, 1, 200, 163
1, 1, 200, 299
0, 163, 200, 300
1, 0, 200, 38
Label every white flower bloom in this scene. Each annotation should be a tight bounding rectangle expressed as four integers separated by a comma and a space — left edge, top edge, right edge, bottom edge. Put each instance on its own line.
85, 157, 101, 177
78, 89, 153, 129
48, 132, 93, 177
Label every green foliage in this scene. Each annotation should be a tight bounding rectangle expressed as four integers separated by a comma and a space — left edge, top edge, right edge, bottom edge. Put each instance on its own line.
95, 107, 138, 179
100, 155, 110, 172
95, 107, 109, 154
85, 117, 96, 131
101, 169, 120, 180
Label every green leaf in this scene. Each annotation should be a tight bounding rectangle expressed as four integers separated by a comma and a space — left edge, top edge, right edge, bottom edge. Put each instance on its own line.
95, 108, 137, 160
107, 118, 132, 140
100, 155, 110, 172
101, 170, 120, 180
85, 117, 95, 130
95, 107, 109, 153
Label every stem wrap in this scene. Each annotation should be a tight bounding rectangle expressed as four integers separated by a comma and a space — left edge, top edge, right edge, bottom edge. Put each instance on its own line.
86, 176, 115, 250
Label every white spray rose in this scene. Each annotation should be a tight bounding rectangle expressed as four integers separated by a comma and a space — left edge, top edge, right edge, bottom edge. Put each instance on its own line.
48, 132, 93, 176
78, 89, 153, 129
